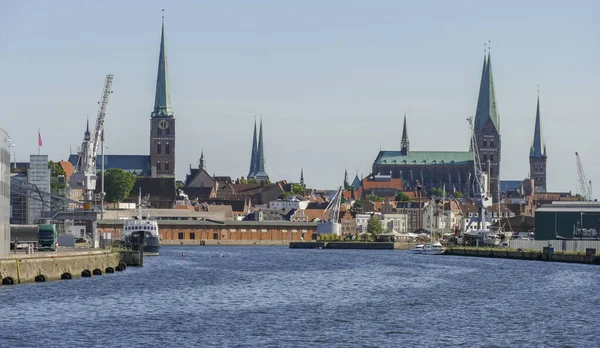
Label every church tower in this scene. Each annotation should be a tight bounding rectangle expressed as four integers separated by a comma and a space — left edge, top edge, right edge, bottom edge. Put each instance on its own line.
529, 94, 547, 192
149, 13, 175, 178
247, 119, 258, 179
253, 119, 270, 183
473, 52, 501, 201
401, 114, 409, 155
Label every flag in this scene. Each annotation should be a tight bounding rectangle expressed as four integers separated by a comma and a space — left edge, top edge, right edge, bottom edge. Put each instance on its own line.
38, 130, 42, 147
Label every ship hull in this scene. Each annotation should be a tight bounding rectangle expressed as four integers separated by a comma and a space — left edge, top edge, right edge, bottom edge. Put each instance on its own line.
125, 231, 161, 256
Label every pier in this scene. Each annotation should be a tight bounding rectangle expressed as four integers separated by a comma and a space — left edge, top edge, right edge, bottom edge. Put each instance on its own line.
0, 249, 140, 285
445, 247, 600, 265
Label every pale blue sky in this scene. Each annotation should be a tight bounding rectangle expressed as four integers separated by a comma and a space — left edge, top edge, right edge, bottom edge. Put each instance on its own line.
1, 0, 598, 193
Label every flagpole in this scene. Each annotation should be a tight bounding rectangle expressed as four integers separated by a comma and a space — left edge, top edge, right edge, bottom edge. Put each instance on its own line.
38, 129, 40, 155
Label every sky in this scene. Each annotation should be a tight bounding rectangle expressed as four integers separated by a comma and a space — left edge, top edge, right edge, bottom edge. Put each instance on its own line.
1, 0, 599, 194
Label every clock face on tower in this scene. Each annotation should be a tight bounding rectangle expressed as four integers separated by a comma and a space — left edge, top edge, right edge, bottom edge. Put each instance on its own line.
158, 119, 169, 130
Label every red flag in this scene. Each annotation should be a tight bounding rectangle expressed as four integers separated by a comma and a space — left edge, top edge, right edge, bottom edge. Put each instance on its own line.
38, 130, 42, 146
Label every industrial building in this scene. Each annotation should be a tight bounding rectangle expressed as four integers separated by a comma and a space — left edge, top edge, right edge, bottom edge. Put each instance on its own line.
1, 129, 11, 255
535, 202, 600, 240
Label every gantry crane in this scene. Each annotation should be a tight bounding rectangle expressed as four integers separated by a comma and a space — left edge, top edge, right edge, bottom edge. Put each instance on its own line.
465, 117, 492, 231
575, 152, 593, 201
317, 189, 343, 236
71, 74, 114, 210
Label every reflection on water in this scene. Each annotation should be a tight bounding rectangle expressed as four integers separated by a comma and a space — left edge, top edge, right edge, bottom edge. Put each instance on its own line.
1, 247, 599, 347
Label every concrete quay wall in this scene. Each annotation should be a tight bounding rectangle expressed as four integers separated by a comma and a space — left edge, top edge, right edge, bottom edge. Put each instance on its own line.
0, 250, 122, 284
161, 240, 290, 247
446, 248, 600, 265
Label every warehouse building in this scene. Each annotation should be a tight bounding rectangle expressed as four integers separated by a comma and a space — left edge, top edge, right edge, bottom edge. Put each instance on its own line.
535, 202, 600, 240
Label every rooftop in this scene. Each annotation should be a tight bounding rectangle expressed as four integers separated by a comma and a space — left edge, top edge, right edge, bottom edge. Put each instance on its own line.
374, 151, 473, 165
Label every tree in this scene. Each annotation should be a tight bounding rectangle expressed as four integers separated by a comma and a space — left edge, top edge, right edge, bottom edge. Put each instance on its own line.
247, 178, 258, 184
48, 161, 66, 196
365, 194, 383, 202
290, 183, 304, 196
104, 168, 136, 202
367, 215, 384, 237
395, 192, 411, 202
428, 187, 446, 198
453, 191, 464, 199
176, 180, 184, 189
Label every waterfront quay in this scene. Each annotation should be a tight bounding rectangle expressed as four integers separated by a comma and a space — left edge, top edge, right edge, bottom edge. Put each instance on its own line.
289, 241, 412, 250
0, 249, 140, 285
446, 247, 600, 265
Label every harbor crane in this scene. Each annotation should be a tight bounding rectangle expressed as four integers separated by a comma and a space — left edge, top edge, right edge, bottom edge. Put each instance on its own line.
465, 117, 492, 231
317, 189, 343, 236
575, 152, 593, 201
70, 74, 114, 210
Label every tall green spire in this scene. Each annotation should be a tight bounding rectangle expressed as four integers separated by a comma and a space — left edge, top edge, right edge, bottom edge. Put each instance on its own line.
530, 95, 546, 157
254, 118, 269, 182
401, 113, 409, 154
474, 53, 499, 133
152, 14, 173, 118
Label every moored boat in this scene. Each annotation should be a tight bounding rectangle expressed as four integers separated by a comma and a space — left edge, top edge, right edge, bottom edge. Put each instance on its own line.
411, 244, 425, 254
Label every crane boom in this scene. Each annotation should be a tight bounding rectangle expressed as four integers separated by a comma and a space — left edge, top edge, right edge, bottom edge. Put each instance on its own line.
465, 117, 492, 231
575, 152, 592, 201
80, 74, 114, 175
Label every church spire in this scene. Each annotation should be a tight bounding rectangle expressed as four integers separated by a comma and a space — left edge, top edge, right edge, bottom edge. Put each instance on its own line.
254, 117, 269, 182
84, 117, 91, 141
401, 113, 409, 154
300, 167, 304, 187
530, 93, 546, 157
247, 118, 258, 178
152, 10, 173, 118
474, 52, 499, 133
199, 149, 206, 170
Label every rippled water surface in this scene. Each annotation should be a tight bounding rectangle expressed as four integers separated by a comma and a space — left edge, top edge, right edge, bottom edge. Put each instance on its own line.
1, 246, 600, 347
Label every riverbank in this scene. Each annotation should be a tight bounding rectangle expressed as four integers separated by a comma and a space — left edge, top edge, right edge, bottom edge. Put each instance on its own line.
445, 247, 600, 265
161, 240, 290, 247
0, 250, 135, 285
289, 242, 413, 250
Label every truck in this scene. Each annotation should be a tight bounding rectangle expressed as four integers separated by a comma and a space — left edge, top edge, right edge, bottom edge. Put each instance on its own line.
37, 224, 57, 251
10, 225, 39, 250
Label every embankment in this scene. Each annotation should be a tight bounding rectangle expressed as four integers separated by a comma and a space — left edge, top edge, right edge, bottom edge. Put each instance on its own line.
0, 250, 129, 285
446, 247, 600, 265
161, 240, 290, 247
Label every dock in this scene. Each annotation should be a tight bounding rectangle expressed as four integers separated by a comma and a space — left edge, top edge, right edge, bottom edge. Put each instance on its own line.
0, 249, 142, 285
445, 247, 600, 265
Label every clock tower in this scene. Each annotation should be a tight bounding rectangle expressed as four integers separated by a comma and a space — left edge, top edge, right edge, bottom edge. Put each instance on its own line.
149, 15, 175, 178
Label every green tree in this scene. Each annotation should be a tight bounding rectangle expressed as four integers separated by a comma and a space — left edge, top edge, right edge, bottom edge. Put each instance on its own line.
247, 178, 258, 184
365, 194, 383, 202
453, 191, 464, 199
48, 161, 66, 196
291, 183, 304, 196
367, 215, 384, 237
395, 192, 412, 202
428, 187, 446, 198
176, 180, 184, 189
104, 168, 136, 202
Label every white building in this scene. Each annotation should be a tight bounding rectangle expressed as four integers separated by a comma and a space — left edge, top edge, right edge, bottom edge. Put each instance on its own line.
269, 196, 308, 211
381, 213, 408, 233
0, 129, 10, 255
355, 213, 371, 233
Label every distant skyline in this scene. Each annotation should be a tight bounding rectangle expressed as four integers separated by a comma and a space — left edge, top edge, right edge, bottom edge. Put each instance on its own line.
1, 1, 599, 194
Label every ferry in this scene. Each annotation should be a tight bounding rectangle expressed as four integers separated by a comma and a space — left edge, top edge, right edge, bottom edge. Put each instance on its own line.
122, 217, 160, 256
121, 190, 160, 256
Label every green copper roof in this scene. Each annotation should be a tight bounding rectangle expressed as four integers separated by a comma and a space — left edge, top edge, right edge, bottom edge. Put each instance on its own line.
248, 119, 258, 178
152, 19, 173, 118
530, 96, 546, 157
374, 151, 474, 165
254, 119, 269, 180
474, 53, 499, 133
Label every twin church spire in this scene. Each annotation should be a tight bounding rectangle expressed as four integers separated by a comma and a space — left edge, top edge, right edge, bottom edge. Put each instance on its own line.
247, 118, 269, 182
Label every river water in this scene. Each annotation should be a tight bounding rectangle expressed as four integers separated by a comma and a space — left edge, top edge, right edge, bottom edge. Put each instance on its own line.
1, 246, 599, 347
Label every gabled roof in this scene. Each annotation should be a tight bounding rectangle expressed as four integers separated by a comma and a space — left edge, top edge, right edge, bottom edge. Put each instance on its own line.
59, 160, 74, 181
362, 178, 403, 190
374, 151, 473, 165
68, 154, 151, 176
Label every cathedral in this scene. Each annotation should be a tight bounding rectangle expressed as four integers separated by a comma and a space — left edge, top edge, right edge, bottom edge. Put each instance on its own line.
371, 53, 502, 199
246, 118, 269, 183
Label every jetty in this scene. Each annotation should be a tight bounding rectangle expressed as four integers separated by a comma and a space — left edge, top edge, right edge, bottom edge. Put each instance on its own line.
0, 249, 143, 285
445, 247, 600, 265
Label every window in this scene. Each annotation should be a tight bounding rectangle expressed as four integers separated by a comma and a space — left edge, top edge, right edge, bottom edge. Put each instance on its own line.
165, 162, 169, 171
157, 161, 161, 170
157, 128, 162, 136
483, 154, 487, 162
178, 232, 184, 240
491, 141, 495, 147
490, 154, 494, 161
483, 140, 487, 147
166, 143, 170, 154
190, 232, 195, 240
212, 232, 218, 240
166, 127, 170, 135
157, 142, 162, 154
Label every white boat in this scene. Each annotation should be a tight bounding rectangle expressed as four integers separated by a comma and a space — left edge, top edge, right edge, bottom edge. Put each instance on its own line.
423, 241, 445, 255
411, 244, 425, 254
121, 190, 161, 255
